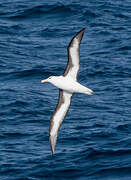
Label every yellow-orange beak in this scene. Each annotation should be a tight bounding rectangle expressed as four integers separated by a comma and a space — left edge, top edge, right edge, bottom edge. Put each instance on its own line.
41, 78, 48, 83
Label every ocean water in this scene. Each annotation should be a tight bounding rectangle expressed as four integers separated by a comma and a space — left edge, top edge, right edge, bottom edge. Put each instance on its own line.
0, 0, 131, 179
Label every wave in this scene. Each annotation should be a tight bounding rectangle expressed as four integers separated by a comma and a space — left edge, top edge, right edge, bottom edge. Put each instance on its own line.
76, 147, 131, 161
1, 2, 103, 23
90, 167, 131, 179
5, 3, 82, 19
116, 124, 131, 132
0, 68, 48, 79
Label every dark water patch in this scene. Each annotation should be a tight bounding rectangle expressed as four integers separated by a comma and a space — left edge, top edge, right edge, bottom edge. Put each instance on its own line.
5, 3, 83, 20
90, 22, 111, 28
104, 38, 120, 44
1, 132, 32, 139
89, 167, 131, 180
11, 68, 44, 78
74, 123, 105, 131
117, 45, 131, 51
39, 27, 68, 38
76, 147, 131, 164
0, 68, 47, 80
116, 124, 131, 133
91, 130, 116, 139
0, 22, 24, 35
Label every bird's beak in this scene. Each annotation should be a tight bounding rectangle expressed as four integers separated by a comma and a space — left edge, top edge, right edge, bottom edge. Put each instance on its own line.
41, 78, 48, 83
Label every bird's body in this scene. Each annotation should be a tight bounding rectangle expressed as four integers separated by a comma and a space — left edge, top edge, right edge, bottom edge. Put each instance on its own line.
41, 28, 94, 154
48, 75, 93, 95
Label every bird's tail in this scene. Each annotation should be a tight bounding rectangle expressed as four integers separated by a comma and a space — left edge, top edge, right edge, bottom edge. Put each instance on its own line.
84, 87, 94, 95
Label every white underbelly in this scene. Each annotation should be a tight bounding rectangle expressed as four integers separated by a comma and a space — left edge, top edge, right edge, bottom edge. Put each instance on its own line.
54, 78, 88, 94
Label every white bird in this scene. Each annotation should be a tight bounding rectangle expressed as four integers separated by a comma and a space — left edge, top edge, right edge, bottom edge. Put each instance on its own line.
41, 28, 94, 154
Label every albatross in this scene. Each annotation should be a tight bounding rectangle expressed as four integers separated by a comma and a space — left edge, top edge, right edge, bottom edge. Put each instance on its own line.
41, 28, 94, 154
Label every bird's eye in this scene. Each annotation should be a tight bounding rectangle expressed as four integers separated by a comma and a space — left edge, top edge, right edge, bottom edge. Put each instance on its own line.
49, 76, 52, 79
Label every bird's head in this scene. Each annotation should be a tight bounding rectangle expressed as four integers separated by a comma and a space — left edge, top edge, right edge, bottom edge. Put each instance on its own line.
41, 76, 57, 83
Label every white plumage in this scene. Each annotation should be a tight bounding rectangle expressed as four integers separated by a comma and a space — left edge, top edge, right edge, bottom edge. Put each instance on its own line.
41, 28, 94, 154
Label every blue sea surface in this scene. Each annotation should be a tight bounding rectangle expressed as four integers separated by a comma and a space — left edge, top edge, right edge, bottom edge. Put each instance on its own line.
0, 0, 131, 179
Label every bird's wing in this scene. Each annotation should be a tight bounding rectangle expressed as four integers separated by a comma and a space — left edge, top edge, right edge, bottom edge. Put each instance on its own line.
49, 89, 73, 154
63, 28, 85, 81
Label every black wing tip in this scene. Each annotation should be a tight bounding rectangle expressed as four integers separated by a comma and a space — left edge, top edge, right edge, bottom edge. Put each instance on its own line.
68, 28, 86, 48
77, 27, 86, 34
49, 135, 57, 155
79, 28, 86, 33
51, 148, 55, 155
76, 28, 86, 37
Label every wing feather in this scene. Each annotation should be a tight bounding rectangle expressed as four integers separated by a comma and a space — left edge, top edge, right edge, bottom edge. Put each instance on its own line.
63, 28, 85, 80
49, 90, 72, 154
